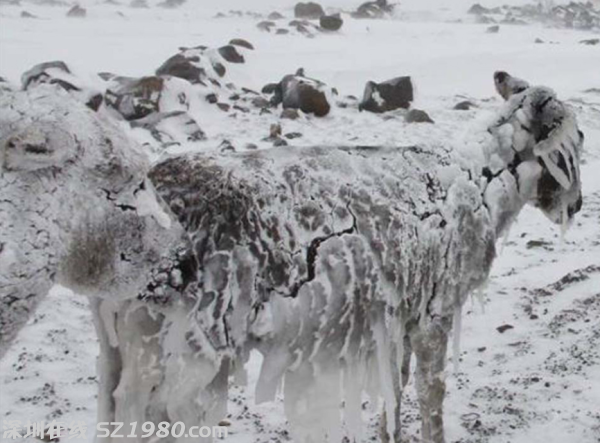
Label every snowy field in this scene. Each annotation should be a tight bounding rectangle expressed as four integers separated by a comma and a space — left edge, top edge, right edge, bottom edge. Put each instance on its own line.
1, 0, 599, 442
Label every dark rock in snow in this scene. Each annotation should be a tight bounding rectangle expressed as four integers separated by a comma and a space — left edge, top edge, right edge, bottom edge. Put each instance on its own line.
20, 10, 37, 18
268, 11, 285, 20
359, 77, 413, 113
294, 2, 325, 19
212, 61, 226, 77
157, 0, 186, 8
131, 111, 205, 146
130, 0, 148, 8
405, 109, 434, 124
257, 20, 277, 32
281, 108, 300, 120
352, 0, 395, 19
205, 93, 218, 104
229, 38, 254, 50
21, 61, 103, 111
579, 38, 599, 45
468, 3, 491, 15
265, 70, 330, 117
320, 13, 343, 31
285, 132, 303, 139
218, 45, 245, 64
454, 100, 476, 111
217, 103, 231, 112
105, 76, 165, 121
486, 25, 500, 33
156, 53, 205, 84
497, 324, 515, 334
67, 5, 86, 18
277, 28, 291, 35
251, 96, 270, 108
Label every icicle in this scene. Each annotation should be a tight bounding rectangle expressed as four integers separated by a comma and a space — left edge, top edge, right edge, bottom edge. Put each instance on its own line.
452, 303, 463, 374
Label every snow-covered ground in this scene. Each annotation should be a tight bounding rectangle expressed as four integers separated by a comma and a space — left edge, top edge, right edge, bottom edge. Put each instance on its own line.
1, 0, 599, 442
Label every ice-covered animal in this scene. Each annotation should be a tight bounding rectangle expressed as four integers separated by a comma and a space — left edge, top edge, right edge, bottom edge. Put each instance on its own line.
0, 72, 583, 443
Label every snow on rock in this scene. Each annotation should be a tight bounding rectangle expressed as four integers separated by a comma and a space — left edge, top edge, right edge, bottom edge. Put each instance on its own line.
359, 77, 414, 113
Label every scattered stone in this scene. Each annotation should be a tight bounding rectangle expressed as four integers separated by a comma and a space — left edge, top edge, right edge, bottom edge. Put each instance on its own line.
257, 20, 277, 32
105, 76, 165, 120
229, 38, 254, 50
281, 108, 300, 120
212, 62, 226, 77
294, 2, 325, 19
245, 143, 258, 150
251, 96, 270, 108
265, 71, 331, 117
20, 10, 36, 18
273, 138, 288, 147
270, 123, 282, 138
320, 13, 343, 31
352, 0, 395, 19
454, 100, 476, 110
285, 132, 303, 139
219, 140, 235, 152
468, 4, 491, 15
580, 38, 599, 45
359, 77, 413, 113
218, 419, 232, 427
131, 111, 205, 146
277, 28, 291, 35
217, 103, 230, 112
156, 53, 205, 84
268, 11, 285, 20
535, 38, 545, 44
205, 93, 218, 104
526, 239, 553, 249
486, 25, 500, 33
67, 5, 86, 18
130, 0, 148, 7
21, 61, 103, 111
157, 0, 186, 8
218, 45, 245, 63
497, 324, 515, 334
405, 109, 435, 124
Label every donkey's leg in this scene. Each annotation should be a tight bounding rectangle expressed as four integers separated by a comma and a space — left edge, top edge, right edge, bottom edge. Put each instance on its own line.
89, 298, 123, 443
411, 320, 450, 443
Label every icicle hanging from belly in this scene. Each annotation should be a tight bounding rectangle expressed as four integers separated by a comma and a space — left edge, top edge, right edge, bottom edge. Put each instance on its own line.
452, 303, 463, 374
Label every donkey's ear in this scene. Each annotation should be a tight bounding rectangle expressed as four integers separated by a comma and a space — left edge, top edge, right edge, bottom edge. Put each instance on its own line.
1, 124, 75, 172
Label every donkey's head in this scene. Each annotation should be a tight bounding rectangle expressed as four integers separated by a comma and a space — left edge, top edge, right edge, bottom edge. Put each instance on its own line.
0, 86, 187, 356
484, 73, 583, 234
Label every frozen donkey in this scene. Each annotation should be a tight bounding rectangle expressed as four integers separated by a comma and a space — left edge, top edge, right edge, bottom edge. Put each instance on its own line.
0, 73, 583, 443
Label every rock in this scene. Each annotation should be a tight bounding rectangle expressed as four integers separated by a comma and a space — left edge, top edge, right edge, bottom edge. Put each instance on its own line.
130, 0, 148, 7
217, 103, 230, 112
21, 61, 103, 111
352, 0, 395, 19
131, 111, 205, 146
20, 10, 36, 18
294, 2, 325, 19
273, 138, 288, 147
67, 5, 86, 18
156, 53, 205, 84
257, 20, 276, 32
270, 123, 282, 138
157, 0, 186, 8
105, 76, 165, 120
580, 38, 599, 45
468, 4, 490, 15
453, 100, 476, 111
486, 25, 500, 33
535, 38, 545, 44
320, 13, 343, 31
212, 62, 226, 77
281, 108, 300, 120
496, 324, 514, 334
285, 132, 303, 139
229, 38, 254, 50
359, 77, 413, 113
405, 109, 434, 124
277, 28, 291, 35
251, 96, 270, 108
205, 93, 218, 104
233, 105, 249, 113
266, 71, 331, 117
218, 45, 245, 64
268, 11, 285, 20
